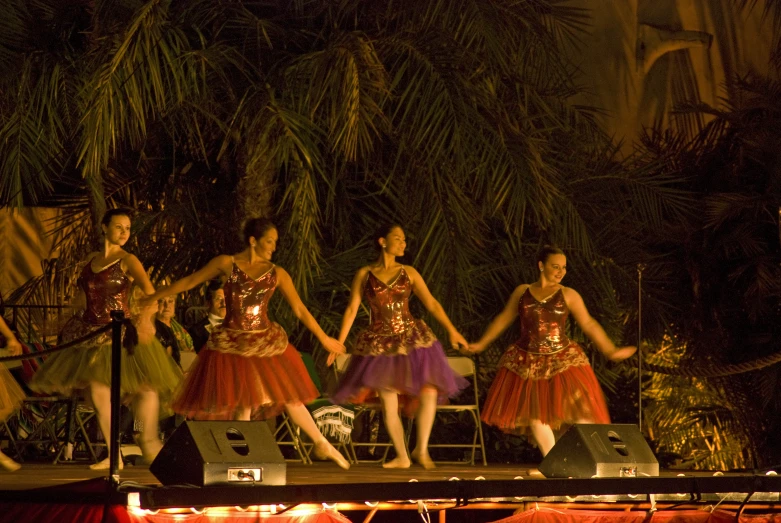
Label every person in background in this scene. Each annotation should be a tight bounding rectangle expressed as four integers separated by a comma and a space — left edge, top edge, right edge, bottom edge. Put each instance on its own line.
186, 280, 225, 354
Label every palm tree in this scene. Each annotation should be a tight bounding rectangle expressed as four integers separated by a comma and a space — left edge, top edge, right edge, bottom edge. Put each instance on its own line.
1, 0, 693, 460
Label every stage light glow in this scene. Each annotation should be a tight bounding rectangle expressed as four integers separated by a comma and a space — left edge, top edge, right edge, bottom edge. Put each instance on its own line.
365, 501, 379, 507
767, 471, 778, 476
448, 477, 461, 481
322, 502, 337, 509
127, 492, 140, 507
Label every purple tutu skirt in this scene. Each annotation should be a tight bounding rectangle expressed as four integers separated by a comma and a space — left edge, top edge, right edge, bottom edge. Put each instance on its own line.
331, 340, 468, 416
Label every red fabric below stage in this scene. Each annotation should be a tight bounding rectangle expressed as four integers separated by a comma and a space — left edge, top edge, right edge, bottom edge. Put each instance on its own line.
0, 504, 351, 523
491, 508, 781, 523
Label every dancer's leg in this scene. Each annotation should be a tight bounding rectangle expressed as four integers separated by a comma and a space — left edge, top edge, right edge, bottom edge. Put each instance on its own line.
0, 448, 20, 472
285, 403, 350, 469
379, 389, 410, 468
88, 381, 122, 470
410, 386, 437, 469
529, 419, 556, 457
134, 387, 162, 463
233, 407, 251, 421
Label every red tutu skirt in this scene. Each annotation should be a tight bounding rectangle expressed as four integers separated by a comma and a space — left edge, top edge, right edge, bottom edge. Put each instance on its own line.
482, 343, 610, 434
173, 343, 319, 420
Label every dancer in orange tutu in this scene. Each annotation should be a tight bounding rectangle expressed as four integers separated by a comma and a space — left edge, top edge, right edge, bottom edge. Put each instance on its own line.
143, 218, 351, 469
464, 245, 636, 457
0, 316, 25, 472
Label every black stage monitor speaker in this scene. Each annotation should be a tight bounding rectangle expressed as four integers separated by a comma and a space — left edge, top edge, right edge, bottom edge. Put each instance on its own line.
538, 424, 658, 478
150, 420, 286, 487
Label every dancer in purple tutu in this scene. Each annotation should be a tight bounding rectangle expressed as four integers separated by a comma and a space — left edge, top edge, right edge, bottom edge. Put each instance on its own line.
332, 224, 469, 469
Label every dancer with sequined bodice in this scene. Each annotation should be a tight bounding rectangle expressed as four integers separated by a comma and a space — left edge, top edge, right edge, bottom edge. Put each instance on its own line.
30, 208, 182, 469
0, 316, 25, 471
465, 246, 636, 457
332, 224, 469, 469
142, 218, 351, 469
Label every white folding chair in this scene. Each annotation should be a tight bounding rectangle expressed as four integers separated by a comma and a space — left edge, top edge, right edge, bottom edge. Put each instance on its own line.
419, 356, 487, 466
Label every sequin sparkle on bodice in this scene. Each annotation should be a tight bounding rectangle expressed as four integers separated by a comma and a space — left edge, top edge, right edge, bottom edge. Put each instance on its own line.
223, 263, 277, 331
81, 260, 132, 324
365, 268, 415, 336
517, 288, 570, 354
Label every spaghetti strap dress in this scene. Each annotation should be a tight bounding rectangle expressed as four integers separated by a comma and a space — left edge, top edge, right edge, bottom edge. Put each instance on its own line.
30, 260, 182, 401
481, 288, 610, 435
172, 262, 319, 420
331, 267, 467, 413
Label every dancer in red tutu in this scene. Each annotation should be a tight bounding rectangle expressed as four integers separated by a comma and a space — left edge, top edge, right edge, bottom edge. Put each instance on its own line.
331, 224, 469, 469
31, 208, 182, 469
143, 218, 350, 469
464, 245, 636, 457
0, 316, 25, 472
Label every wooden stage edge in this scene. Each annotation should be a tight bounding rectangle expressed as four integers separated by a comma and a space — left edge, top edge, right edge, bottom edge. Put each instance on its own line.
1, 463, 781, 512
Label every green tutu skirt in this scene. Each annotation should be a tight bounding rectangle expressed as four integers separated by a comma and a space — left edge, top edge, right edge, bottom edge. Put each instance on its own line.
30, 313, 182, 403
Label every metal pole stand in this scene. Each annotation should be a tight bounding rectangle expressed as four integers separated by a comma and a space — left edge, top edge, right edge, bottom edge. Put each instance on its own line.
636, 263, 646, 432
109, 310, 125, 486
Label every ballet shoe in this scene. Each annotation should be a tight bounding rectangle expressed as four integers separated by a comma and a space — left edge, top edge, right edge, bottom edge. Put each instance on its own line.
313, 441, 350, 470
0, 452, 21, 472
89, 456, 124, 471
382, 456, 411, 469
410, 449, 436, 470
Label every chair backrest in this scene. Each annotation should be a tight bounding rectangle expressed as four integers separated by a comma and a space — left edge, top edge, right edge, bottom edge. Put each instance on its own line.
447, 356, 475, 377
334, 353, 351, 373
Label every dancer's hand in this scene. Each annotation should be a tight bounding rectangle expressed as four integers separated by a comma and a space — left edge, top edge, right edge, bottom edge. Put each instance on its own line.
4, 338, 22, 356
463, 341, 487, 354
322, 336, 346, 366
606, 345, 637, 362
448, 331, 469, 352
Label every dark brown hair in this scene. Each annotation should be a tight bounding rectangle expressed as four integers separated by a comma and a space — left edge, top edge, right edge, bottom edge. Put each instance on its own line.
242, 217, 276, 244
536, 245, 565, 265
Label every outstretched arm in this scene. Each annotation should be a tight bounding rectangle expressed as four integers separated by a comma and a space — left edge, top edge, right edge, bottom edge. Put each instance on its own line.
275, 267, 346, 359
337, 268, 368, 344
406, 266, 468, 350
143, 255, 232, 304
122, 254, 156, 295
563, 287, 636, 362
466, 284, 526, 354
0, 316, 22, 356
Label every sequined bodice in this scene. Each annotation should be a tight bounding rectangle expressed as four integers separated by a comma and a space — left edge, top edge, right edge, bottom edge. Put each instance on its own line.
80, 260, 132, 324
364, 268, 415, 336
223, 263, 277, 331
518, 288, 570, 354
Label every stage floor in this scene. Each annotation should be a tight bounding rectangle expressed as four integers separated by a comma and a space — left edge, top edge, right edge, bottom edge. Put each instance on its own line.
0, 461, 533, 491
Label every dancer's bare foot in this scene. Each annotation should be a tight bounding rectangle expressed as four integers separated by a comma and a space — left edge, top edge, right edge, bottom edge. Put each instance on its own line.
313, 440, 350, 470
382, 456, 411, 469
89, 456, 124, 470
410, 449, 436, 470
0, 451, 20, 472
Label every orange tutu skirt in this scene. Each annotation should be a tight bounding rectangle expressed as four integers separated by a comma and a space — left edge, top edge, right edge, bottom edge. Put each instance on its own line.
481, 363, 610, 435
172, 343, 319, 420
